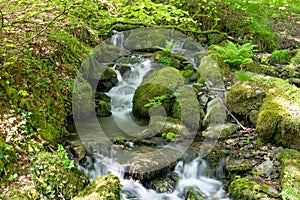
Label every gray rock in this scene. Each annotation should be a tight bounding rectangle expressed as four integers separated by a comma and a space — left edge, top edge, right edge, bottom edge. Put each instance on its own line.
202, 123, 239, 138
252, 160, 273, 177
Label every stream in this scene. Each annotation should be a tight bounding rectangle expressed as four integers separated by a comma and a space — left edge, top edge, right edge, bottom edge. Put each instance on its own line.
71, 29, 231, 200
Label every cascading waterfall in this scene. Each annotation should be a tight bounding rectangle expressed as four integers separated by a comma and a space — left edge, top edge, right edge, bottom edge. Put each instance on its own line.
75, 31, 230, 200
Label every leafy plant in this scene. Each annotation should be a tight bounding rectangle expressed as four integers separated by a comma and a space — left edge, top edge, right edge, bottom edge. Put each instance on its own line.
162, 132, 176, 140
209, 40, 256, 68
160, 56, 172, 66
144, 94, 169, 107
155, 39, 180, 53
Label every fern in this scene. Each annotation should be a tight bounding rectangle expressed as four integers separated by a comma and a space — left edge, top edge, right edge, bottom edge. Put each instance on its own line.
209, 40, 256, 68
281, 187, 300, 200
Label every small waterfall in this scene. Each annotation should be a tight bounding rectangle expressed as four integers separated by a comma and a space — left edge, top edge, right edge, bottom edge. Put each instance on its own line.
107, 58, 153, 135
110, 30, 125, 49
121, 157, 229, 200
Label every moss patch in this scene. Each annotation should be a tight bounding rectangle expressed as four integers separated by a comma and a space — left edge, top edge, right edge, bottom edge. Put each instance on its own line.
278, 149, 300, 197
73, 174, 121, 200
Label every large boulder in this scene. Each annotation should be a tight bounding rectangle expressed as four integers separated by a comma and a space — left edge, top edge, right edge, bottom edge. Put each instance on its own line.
72, 174, 121, 200
227, 74, 300, 149
197, 56, 225, 98
132, 67, 184, 119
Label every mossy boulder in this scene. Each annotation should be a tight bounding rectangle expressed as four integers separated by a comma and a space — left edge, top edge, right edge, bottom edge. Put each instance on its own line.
202, 123, 239, 138
132, 67, 184, 119
73, 174, 121, 200
226, 80, 266, 125
203, 98, 227, 128
228, 176, 280, 199
97, 67, 118, 92
197, 56, 225, 90
72, 74, 94, 119
277, 149, 300, 197
124, 28, 171, 50
172, 87, 203, 131
31, 151, 89, 199
81, 43, 122, 80
96, 100, 112, 117
227, 75, 300, 149
256, 94, 300, 149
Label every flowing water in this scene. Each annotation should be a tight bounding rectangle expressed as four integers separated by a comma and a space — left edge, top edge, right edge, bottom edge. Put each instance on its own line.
74, 31, 230, 200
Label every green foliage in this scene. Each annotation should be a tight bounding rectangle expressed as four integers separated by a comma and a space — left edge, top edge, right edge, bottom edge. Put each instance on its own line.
282, 187, 300, 200
270, 50, 292, 64
144, 94, 169, 107
160, 56, 172, 66
209, 40, 256, 68
0, 138, 16, 181
162, 132, 176, 140
30, 147, 87, 199
56, 144, 74, 170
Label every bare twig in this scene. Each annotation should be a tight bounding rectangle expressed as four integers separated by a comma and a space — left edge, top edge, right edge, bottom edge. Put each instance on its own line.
16, 6, 67, 46
0, 10, 3, 30
217, 96, 247, 130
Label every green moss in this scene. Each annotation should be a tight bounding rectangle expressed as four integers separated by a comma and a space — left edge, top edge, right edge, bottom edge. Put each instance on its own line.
74, 174, 121, 200
172, 87, 203, 131
278, 149, 300, 196
228, 176, 280, 199
270, 50, 293, 65
96, 100, 112, 117
132, 67, 184, 119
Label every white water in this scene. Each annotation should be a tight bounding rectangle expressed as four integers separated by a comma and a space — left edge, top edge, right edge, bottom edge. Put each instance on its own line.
77, 32, 229, 199
79, 153, 229, 200
107, 58, 153, 135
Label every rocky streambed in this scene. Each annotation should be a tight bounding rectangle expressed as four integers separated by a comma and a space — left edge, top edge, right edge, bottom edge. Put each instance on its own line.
66, 28, 300, 200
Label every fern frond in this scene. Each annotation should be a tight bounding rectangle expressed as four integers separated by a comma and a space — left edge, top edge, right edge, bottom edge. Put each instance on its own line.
281, 187, 300, 200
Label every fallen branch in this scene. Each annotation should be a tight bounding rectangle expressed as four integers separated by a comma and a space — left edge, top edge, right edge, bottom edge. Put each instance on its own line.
16, 6, 67, 46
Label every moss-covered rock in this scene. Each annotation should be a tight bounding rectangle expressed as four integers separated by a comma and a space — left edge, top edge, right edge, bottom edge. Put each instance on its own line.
226, 80, 266, 125
96, 100, 112, 117
81, 43, 122, 81
203, 98, 227, 128
202, 123, 239, 138
172, 86, 203, 131
132, 67, 184, 119
277, 149, 300, 198
197, 56, 225, 90
31, 151, 89, 199
97, 67, 118, 92
269, 49, 293, 65
73, 174, 121, 200
228, 176, 280, 199
124, 28, 171, 51
227, 74, 300, 149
